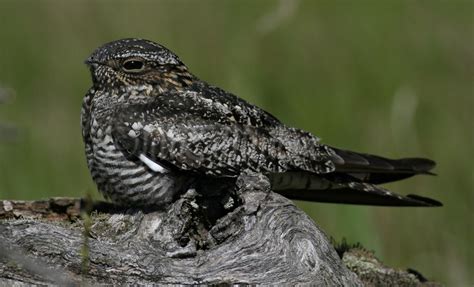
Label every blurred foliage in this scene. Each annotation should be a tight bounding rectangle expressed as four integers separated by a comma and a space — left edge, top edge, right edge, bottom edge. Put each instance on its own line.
0, 0, 472, 285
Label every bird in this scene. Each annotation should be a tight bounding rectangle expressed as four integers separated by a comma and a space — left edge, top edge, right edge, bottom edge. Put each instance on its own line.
81, 38, 442, 208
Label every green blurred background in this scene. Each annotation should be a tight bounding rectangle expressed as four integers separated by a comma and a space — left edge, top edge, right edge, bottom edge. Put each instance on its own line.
0, 0, 472, 284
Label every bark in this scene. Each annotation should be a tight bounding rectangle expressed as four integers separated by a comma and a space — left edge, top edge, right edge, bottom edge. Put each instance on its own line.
0, 174, 438, 286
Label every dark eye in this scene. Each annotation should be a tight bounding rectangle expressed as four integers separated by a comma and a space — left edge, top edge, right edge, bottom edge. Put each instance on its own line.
122, 58, 145, 73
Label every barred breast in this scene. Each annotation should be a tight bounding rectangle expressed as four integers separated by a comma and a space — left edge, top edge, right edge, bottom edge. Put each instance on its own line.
85, 117, 190, 207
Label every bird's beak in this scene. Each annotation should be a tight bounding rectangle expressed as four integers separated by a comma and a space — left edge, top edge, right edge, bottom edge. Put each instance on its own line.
84, 56, 101, 68
84, 57, 93, 66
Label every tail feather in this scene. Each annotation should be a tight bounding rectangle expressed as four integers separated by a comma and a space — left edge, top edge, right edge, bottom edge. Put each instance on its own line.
276, 182, 442, 207
331, 148, 436, 184
270, 172, 442, 207
270, 147, 441, 207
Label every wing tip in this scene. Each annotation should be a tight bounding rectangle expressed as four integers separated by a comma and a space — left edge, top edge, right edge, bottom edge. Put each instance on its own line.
399, 158, 436, 173
406, 194, 443, 207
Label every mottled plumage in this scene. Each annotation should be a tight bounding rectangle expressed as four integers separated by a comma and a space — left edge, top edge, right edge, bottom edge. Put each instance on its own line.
81, 38, 441, 207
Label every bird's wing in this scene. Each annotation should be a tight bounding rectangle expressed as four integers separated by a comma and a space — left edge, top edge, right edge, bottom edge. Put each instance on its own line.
111, 89, 335, 177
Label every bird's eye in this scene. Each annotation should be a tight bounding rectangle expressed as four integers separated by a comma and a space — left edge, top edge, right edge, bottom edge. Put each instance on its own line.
122, 58, 145, 73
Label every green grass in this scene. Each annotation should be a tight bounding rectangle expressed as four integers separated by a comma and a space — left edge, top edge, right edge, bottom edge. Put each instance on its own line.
0, 0, 472, 284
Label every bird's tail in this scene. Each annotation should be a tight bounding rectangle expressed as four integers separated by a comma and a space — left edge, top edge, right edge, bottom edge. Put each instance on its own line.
330, 147, 436, 184
270, 150, 442, 207
272, 174, 441, 206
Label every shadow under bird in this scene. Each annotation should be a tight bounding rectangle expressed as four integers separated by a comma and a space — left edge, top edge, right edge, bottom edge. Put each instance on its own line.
81, 38, 442, 208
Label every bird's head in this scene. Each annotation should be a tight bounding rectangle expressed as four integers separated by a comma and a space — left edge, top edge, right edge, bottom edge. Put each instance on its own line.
85, 38, 194, 90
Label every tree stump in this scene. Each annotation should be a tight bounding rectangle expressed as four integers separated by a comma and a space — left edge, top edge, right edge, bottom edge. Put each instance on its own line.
0, 174, 437, 286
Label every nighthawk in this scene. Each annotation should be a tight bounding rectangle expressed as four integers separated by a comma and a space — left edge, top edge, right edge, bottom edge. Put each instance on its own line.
81, 38, 441, 208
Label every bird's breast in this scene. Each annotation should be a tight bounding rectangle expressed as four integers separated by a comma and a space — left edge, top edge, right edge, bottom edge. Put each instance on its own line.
87, 119, 189, 206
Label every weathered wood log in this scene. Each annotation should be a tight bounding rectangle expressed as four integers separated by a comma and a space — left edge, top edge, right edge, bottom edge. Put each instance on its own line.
0, 174, 437, 286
